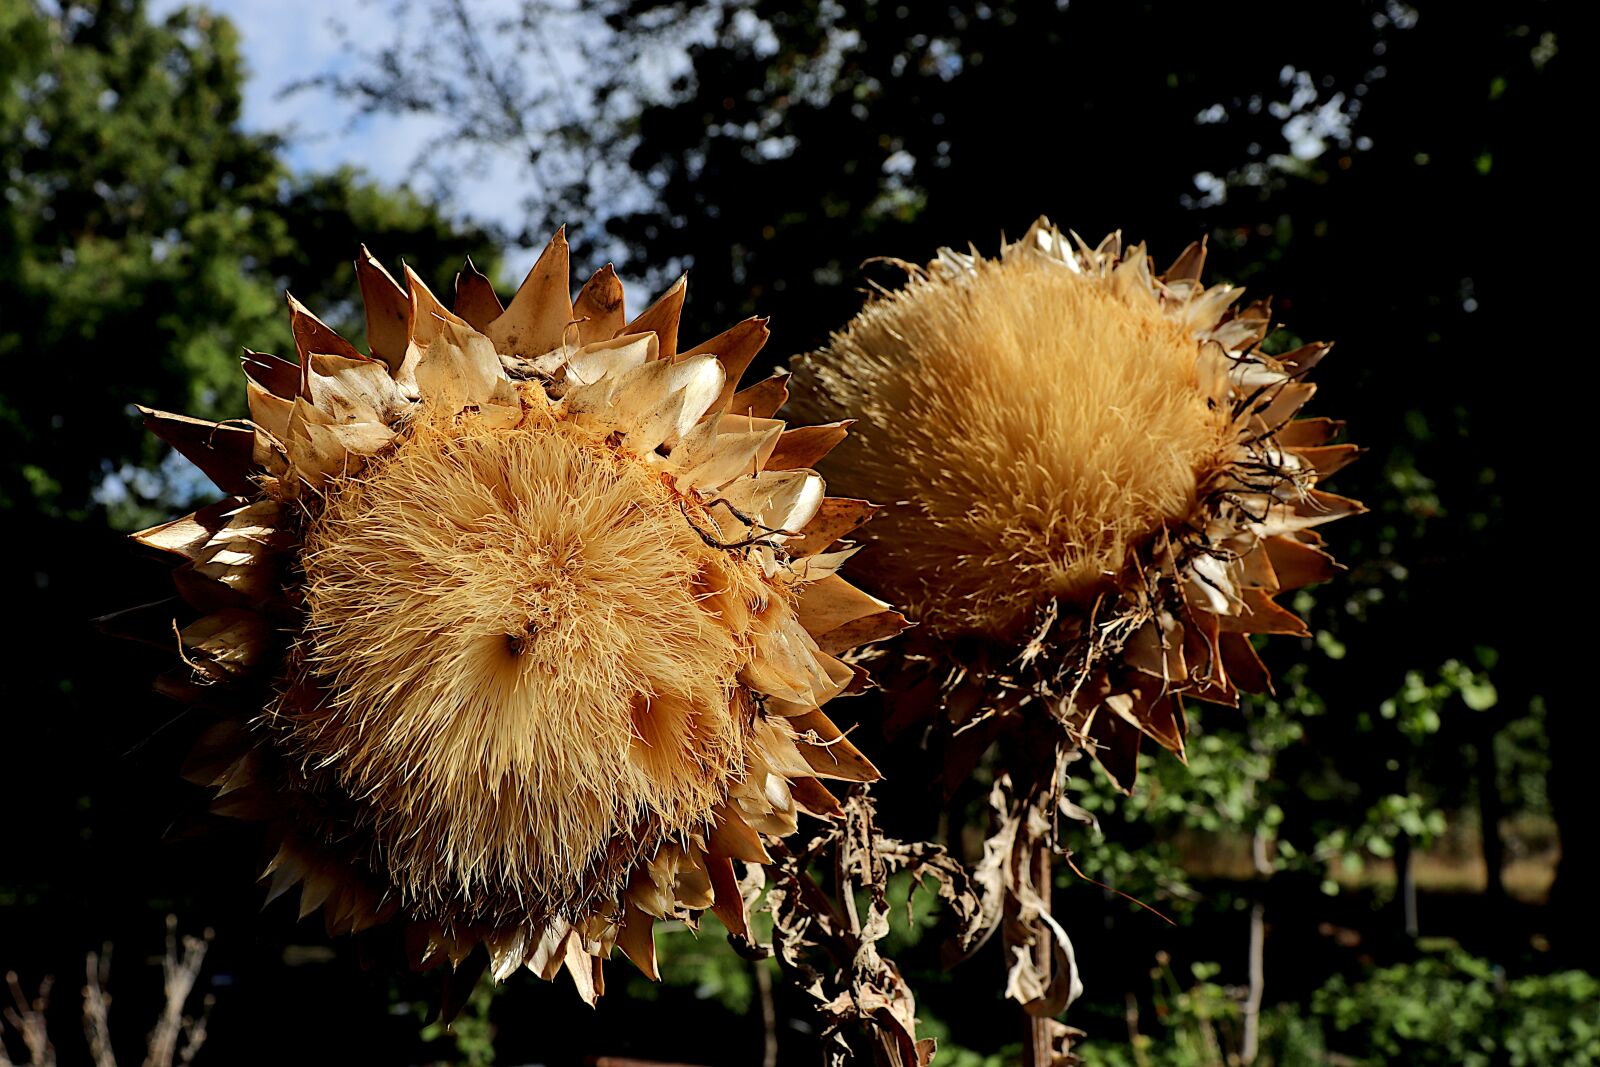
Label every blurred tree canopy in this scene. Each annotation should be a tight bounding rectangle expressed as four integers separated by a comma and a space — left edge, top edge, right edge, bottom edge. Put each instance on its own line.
0, 0, 496, 526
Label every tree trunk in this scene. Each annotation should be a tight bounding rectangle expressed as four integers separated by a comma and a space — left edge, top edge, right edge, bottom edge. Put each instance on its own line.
1475, 710, 1507, 913
755, 958, 778, 1067
1395, 831, 1418, 939
1544, 689, 1599, 962
1240, 828, 1271, 1065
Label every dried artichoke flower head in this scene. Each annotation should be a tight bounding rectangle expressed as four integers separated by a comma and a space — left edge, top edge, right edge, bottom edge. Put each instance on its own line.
114, 228, 908, 1003
799, 218, 1362, 789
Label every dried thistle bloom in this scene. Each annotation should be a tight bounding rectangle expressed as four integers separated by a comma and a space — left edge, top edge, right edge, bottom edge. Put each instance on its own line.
799, 218, 1362, 789
111, 229, 907, 1003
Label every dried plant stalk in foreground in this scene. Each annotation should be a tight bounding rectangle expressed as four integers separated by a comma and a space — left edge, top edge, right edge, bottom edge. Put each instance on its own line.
109, 229, 909, 1005
799, 218, 1361, 1049
758, 790, 983, 1067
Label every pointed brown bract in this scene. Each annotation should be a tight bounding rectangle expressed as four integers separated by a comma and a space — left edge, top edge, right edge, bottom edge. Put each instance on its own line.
287, 293, 363, 370
729, 372, 790, 419
355, 246, 412, 372
138, 409, 258, 496
118, 229, 908, 1006
683, 317, 771, 413
573, 264, 626, 344
487, 227, 572, 358
797, 215, 1362, 788
453, 257, 504, 332
624, 274, 687, 363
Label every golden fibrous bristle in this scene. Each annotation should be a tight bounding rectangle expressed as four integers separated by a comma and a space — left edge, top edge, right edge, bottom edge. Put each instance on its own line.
291, 409, 767, 923
803, 248, 1229, 640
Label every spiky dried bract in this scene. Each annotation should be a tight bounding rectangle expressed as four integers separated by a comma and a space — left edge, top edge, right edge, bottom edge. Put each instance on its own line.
118, 229, 908, 1004
799, 219, 1362, 791
806, 248, 1228, 639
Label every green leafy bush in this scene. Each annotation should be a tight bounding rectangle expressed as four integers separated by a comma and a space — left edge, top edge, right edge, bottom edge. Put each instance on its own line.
1314, 947, 1600, 1066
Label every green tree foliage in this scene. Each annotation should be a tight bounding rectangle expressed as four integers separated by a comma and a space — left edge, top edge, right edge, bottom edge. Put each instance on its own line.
1312, 948, 1600, 1067
0, 0, 495, 527
1078, 947, 1599, 1067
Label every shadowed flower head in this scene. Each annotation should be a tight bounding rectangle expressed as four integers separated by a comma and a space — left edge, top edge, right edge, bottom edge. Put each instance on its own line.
798, 218, 1362, 789
112, 229, 907, 1002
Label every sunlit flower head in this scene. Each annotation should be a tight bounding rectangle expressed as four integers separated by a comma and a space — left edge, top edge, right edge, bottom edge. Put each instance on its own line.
118, 229, 906, 1001
798, 219, 1361, 788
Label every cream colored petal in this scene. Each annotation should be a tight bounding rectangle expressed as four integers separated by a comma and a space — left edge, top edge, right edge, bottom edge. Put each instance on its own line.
786, 497, 880, 557
715, 469, 823, 533
563, 936, 602, 1006
1256, 380, 1318, 429
730, 757, 798, 837
1250, 491, 1364, 536
307, 353, 405, 424
627, 853, 678, 920
180, 610, 269, 681
680, 317, 769, 413
414, 322, 504, 412
751, 717, 815, 778
564, 333, 656, 387
796, 574, 893, 639
740, 609, 836, 706
1186, 284, 1245, 334
783, 546, 860, 584
709, 805, 772, 865
247, 379, 293, 442
527, 920, 573, 981
1227, 355, 1292, 391
1211, 316, 1266, 353
594, 354, 723, 451
487, 926, 530, 982
671, 847, 714, 910
1110, 244, 1159, 308
1023, 217, 1078, 268
131, 497, 246, 558
286, 398, 395, 489
788, 709, 882, 782
671, 418, 784, 491
1184, 553, 1238, 615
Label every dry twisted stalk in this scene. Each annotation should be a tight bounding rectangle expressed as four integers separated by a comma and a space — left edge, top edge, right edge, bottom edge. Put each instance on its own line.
736, 789, 982, 1066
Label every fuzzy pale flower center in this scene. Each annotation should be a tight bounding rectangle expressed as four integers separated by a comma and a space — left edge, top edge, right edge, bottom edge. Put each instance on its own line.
805, 254, 1228, 640
288, 412, 757, 922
